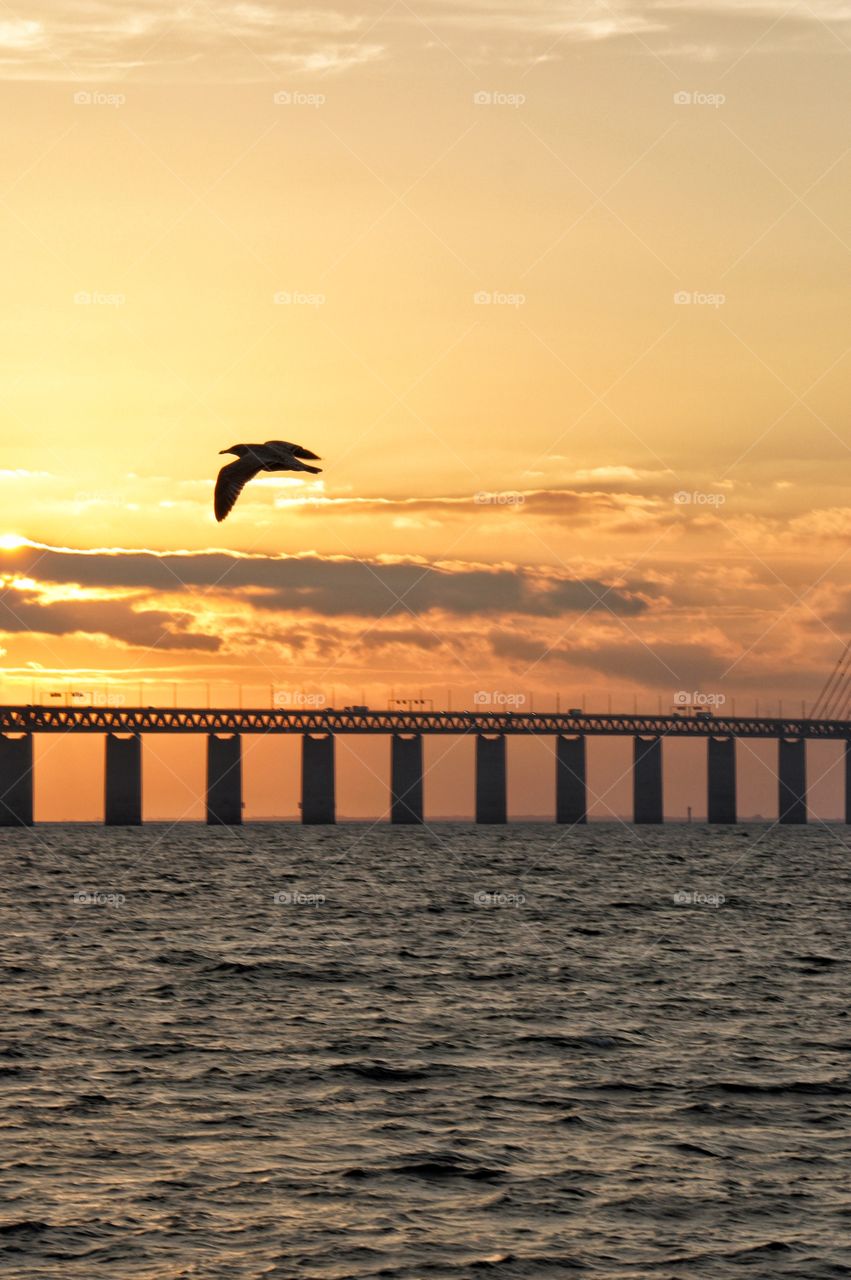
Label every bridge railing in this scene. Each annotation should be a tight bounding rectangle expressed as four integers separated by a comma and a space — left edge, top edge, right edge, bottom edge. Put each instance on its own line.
1, 704, 849, 738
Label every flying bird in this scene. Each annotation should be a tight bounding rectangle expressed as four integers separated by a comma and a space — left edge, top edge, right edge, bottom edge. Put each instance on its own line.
214, 440, 322, 522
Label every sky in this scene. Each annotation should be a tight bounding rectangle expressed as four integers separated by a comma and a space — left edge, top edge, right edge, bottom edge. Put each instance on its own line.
1, 0, 851, 817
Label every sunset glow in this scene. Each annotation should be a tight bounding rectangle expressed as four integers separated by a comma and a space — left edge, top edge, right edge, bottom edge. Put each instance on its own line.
3, 0, 851, 816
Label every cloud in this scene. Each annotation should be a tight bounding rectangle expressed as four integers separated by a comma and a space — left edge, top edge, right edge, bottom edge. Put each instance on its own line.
2, 0, 846, 80
0, 20, 44, 51
0, 541, 650, 622
0, 589, 220, 651
490, 629, 745, 689
0, 2, 385, 80
0, 538, 837, 703
424, 0, 665, 39
289, 486, 673, 533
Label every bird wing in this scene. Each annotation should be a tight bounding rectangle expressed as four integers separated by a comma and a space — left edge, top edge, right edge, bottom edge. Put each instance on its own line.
214, 457, 260, 522
264, 439, 321, 461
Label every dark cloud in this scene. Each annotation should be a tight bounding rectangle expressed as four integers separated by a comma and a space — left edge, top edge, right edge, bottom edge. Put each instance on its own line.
0, 546, 650, 620
490, 632, 732, 689
294, 488, 669, 526
0, 591, 220, 652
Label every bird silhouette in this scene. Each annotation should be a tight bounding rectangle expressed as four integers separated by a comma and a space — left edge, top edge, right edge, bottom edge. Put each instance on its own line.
214, 440, 321, 522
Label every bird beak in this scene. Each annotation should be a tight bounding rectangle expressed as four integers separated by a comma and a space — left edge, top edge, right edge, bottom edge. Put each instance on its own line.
219, 449, 228, 454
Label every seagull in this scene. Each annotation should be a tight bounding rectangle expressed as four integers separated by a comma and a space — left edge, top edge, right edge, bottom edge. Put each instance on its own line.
214, 439, 322, 522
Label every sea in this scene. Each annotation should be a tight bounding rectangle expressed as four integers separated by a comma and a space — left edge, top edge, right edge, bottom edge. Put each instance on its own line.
1, 822, 849, 1279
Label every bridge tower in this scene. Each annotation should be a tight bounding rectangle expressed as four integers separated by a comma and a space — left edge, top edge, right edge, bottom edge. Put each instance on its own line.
391, 734, 424, 823
556, 735, 586, 824
104, 734, 142, 825
0, 733, 33, 826
207, 734, 242, 825
778, 738, 807, 824
707, 736, 736, 824
302, 733, 335, 824
476, 734, 507, 823
634, 735, 663, 823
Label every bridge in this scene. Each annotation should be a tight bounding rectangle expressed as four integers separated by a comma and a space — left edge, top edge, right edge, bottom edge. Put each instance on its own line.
0, 704, 848, 826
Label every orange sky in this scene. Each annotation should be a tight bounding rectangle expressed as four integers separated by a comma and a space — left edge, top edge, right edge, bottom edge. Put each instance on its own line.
2, 1, 851, 817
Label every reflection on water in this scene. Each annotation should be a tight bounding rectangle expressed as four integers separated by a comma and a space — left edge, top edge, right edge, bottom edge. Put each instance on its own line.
1, 823, 849, 1278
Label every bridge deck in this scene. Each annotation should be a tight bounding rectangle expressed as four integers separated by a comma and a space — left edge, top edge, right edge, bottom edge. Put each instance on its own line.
0, 705, 848, 739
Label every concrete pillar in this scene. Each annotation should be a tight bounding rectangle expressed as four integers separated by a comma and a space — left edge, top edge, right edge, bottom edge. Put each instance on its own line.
104, 734, 142, 826
476, 734, 507, 824
556, 735, 586, 824
206, 734, 242, 825
707, 736, 736, 824
391, 734, 423, 824
778, 738, 806, 825
634, 735, 663, 824
0, 733, 33, 826
845, 741, 851, 824
302, 734, 335, 824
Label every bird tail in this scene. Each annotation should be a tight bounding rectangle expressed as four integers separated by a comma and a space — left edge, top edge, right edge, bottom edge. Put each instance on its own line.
301, 463, 322, 474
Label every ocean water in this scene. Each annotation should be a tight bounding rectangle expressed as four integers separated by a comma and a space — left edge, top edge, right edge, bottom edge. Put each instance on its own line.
1, 822, 849, 1279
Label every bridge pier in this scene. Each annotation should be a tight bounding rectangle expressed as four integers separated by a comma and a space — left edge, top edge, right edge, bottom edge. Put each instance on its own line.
476, 734, 506, 824
104, 734, 142, 825
707, 736, 736, 824
206, 734, 242, 825
556, 735, 586, 824
634, 736, 663, 824
778, 738, 807, 824
391, 734, 423, 824
302, 734, 335, 824
0, 733, 33, 826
